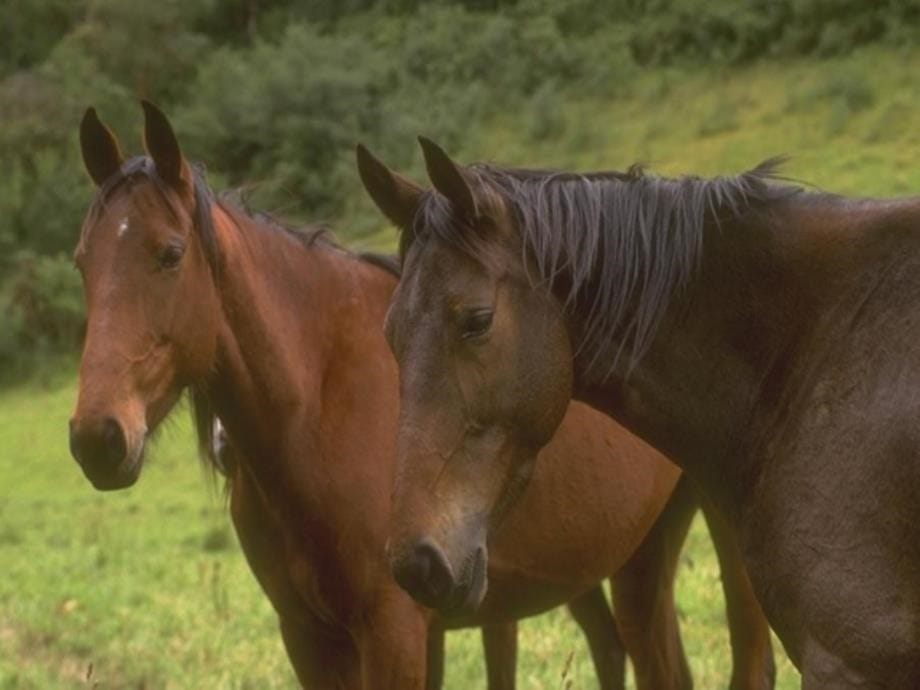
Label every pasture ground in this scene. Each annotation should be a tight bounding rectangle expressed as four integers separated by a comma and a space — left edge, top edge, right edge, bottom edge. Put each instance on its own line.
0, 373, 798, 688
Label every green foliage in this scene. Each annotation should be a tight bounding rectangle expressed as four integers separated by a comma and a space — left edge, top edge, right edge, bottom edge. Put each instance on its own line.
67, 0, 216, 101
398, 6, 573, 96
3, 0, 920, 378
0, 37, 131, 267
0, 252, 84, 376
0, 0, 87, 74
526, 82, 566, 141
176, 23, 389, 220
628, 0, 920, 65
173, 3, 584, 230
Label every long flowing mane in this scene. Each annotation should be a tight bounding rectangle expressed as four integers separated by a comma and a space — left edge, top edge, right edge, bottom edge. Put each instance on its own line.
405, 159, 800, 376
81, 156, 399, 481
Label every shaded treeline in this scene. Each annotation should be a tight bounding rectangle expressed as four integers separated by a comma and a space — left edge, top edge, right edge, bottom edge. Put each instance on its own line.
1, 0, 918, 375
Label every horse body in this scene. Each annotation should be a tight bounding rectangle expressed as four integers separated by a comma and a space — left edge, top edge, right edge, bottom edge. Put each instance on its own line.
205, 224, 399, 628
71, 105, 777, 689
201, 209, 685, 687
735, 201, 920, 684
577, 194, 920, 685
363, 138, 920, 688
449, 403, 681, 623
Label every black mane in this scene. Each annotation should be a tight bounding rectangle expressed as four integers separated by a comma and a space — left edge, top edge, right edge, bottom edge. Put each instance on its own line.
405, 158, 799, 376
358, 252, 401, 277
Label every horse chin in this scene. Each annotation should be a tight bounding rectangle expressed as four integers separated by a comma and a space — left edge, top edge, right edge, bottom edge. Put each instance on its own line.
441, 544, 489, 618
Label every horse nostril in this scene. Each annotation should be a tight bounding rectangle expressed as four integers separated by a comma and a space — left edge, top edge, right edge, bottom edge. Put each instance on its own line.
101, 417, 126, 463
392, 537, 455, 607
70, 416, 127, 470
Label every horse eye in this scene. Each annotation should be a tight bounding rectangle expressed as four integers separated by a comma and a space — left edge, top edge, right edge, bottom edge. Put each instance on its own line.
461, 309, 493, 340
159, 244, 185, 270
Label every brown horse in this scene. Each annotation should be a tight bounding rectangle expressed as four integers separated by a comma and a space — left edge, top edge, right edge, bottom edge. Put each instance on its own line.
70, 102, 771, 689
361, 136, 920, 689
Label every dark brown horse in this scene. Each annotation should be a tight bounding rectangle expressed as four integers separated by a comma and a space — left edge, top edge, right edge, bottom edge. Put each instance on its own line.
70, 103, 772, 689
361, 136, 920, 688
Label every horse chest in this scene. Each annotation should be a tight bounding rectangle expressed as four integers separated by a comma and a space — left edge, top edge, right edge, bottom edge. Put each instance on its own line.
232, 474, 370, 629
285, 545, 358, 625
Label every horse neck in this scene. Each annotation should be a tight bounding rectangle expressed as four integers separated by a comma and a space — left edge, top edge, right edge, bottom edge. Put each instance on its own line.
204, 206, 396, 489
575, 196, 908, 513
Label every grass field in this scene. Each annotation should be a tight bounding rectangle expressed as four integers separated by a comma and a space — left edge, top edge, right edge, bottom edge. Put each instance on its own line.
0, 373, 799, 689
8, 43, 920, 689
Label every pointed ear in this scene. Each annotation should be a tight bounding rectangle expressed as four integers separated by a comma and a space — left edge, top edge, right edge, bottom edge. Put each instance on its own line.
356, 143, 423, 229
141, 100, 187, 185
418, 136, 476, 219
80, 107, 124, 186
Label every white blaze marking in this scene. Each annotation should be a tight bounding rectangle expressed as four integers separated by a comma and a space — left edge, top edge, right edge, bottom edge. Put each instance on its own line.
117, 217, 130, 238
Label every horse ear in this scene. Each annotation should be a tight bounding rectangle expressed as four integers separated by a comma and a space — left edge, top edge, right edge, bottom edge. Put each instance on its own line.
80, 107, 124, 187
141, 100, 187, 186
418, 136, 477, 219
356, 144, 423, 229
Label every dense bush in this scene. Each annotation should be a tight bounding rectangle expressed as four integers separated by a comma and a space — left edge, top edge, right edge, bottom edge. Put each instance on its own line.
0, 35, 131, 269
2, 0, 920, 377
174, 3, 584, 228
0, 252, 84, 374
176, 23, 390, 221
628, 0, 920, 65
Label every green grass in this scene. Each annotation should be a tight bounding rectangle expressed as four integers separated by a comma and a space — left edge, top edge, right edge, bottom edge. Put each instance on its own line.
0, 375, 798, 689
0, 377, 292, 689
466, 45, 920, 199
11, 43, 920, 688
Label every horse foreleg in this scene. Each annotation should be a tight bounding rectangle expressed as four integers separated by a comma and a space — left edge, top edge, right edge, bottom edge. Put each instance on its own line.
567, 585, 626, 690
700, 492, 775, 690
613, 474, 695, 690
230, 472, 361, 687
482, 622, 518, 690
280, 614, 361, 689
425, 625, 445, 690
356, 592, 429, 690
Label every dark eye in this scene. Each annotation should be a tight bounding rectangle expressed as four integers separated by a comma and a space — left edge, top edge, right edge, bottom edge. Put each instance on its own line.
461, 308, 493, 340
158, 244, 185, 270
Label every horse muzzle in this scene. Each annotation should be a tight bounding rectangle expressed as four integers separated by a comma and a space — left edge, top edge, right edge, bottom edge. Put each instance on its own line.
69, 415, 145, 490
390, 536, 488, 616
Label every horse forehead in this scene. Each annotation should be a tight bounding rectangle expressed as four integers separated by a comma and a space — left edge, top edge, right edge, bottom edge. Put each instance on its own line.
80, 193, 129, 253
81, 194, 172, 269
403, 242, 476, 311
398, 251, 438, 318
88, 182, 134, 222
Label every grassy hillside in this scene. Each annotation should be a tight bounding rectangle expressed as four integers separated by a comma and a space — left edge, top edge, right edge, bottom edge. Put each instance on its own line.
0, 374, 799, 689
420, 46, 920, 191
7, 44, 920, 687
356, 45, 920, 252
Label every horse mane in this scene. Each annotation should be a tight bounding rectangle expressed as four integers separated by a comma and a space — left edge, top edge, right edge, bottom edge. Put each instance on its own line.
82, 155, 398, 483
215, 188, 339, 253
358, 251, 401, 277
406, 158, 799, 377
